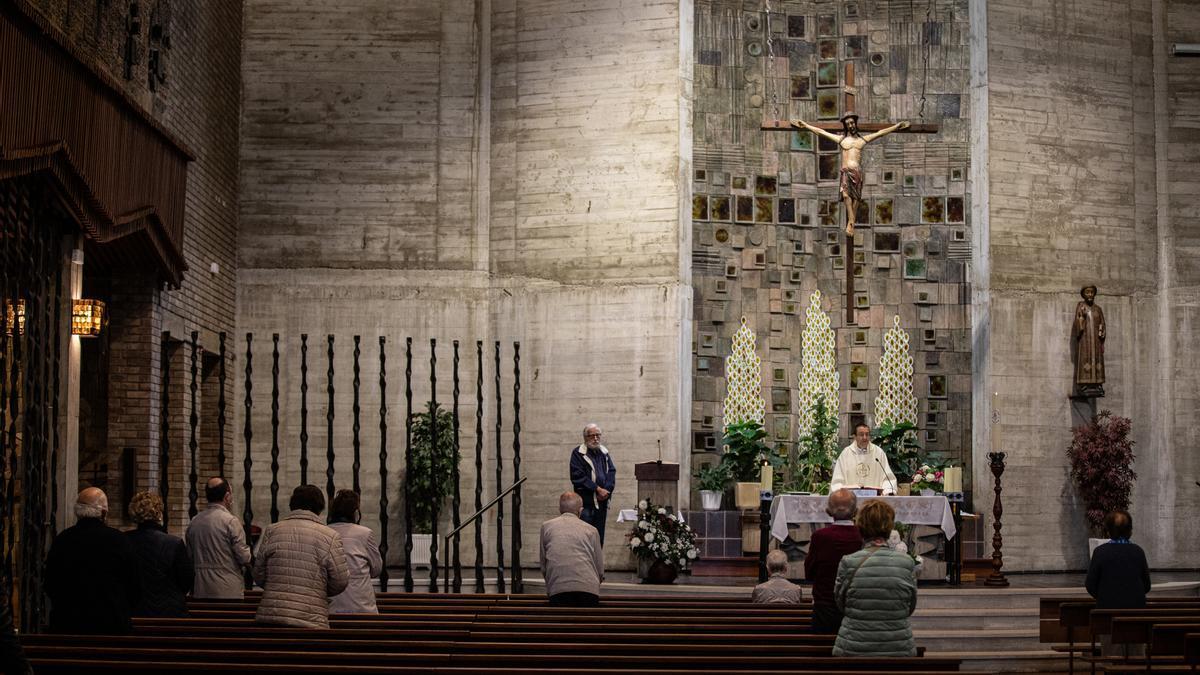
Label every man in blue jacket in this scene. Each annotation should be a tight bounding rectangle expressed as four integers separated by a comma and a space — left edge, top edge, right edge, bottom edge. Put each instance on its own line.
569, 424, 616, 545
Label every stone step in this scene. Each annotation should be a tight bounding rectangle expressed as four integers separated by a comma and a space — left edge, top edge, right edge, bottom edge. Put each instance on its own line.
912, 607, 1036, 630
914, 588, 1058, 610
914, 628, 1042, 653
926, 649, 1069, 674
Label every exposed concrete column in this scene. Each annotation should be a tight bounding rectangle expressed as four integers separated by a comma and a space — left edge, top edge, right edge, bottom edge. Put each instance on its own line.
968, 0, 992, 508
56, 239, 83, 532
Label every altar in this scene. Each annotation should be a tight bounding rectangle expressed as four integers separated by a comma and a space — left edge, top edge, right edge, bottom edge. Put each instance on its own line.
769, 494, 957, 542
768, 494, 962, 584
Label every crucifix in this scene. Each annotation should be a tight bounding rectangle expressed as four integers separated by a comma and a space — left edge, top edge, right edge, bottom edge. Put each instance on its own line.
761, 62, 938, 324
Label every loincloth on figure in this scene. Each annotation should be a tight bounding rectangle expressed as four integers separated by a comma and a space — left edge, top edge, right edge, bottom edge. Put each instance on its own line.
839, 166, 863, 202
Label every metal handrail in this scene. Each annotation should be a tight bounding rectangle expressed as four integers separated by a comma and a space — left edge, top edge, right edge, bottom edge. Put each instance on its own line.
443, 476, 526, 592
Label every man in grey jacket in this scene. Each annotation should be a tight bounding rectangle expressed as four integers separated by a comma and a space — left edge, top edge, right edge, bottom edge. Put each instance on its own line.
254, 485, 349, 628
186, 478, 251, 599
751, 550, 803, 604
539, 492, 604, 607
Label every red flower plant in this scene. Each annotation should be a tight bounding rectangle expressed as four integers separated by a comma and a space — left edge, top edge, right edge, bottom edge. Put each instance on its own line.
1067, 411, 1136, 535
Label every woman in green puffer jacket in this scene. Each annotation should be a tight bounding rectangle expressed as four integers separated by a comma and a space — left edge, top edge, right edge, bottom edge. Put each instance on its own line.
832, 499, 918, 656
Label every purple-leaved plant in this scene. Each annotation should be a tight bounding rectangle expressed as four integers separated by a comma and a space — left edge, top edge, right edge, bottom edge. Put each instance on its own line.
1067, 411, 1136, 535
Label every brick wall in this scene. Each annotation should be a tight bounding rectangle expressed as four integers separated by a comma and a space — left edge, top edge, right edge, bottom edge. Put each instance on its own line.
20, 0, 243, 526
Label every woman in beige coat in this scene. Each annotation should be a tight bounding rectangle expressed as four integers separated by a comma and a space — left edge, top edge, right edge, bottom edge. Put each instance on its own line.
253, 486, 349, 628
328, 490, 383, 614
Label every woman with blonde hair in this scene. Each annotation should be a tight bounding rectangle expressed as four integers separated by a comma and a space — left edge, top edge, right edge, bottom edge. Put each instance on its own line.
125, 491, 192, 617
832, 499, 917, 656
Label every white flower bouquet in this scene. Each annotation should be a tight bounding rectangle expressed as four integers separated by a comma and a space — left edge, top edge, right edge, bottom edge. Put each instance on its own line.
627, 498, 700, 570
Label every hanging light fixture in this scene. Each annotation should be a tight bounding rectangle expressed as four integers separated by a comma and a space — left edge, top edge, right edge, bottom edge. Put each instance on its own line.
71, 299, 105, 337
3, 300, 24, 336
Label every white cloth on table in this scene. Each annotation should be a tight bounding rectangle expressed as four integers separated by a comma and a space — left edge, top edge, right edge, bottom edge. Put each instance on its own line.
617, 509, 684, 523
769, 494, 955, 542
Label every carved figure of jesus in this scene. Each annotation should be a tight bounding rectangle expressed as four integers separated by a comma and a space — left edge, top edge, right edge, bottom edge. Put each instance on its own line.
792, 114, 910, 235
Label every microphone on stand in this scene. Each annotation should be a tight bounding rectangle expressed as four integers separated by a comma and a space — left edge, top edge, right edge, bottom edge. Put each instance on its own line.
876, 457, 897, 496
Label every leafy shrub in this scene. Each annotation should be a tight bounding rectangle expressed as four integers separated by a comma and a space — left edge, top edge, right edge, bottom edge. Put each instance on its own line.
785, 395, 838, 494
409, 401, 461, 534
720, 420, 774, 482
872, 420, 922, 482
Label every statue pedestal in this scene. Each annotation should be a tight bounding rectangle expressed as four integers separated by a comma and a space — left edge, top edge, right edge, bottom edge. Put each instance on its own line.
1068, 396, 1097, 429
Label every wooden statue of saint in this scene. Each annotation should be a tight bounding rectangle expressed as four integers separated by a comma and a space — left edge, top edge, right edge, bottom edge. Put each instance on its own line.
792, 113, 909, 235
1072, 285, 1106, 398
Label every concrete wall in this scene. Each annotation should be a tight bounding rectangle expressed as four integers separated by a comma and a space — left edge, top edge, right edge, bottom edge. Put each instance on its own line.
237, 0, 691, 569
976, 0, 1200, 570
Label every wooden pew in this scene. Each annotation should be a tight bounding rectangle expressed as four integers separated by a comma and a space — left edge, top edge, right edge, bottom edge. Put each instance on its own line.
24, 649, 967, 673
28, 664, 987, 675
134, 617, 814, 633
21, 633, 840, 650
26, 591, 954, 674
1040, 598, 1200, 674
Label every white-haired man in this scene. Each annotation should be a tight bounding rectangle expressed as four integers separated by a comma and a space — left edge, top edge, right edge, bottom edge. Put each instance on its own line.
752, 550, 803, 604
569, 423, 616, 545
45, 487, 141, 634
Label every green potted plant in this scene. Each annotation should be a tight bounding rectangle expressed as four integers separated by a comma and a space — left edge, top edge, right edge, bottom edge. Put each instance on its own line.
695, 462, 731, 511
873, 420, 922, 493
408, 401, 462, 566
720, 420, 776, 509
1067, 411, 1135, 553
784, 395, 838, 494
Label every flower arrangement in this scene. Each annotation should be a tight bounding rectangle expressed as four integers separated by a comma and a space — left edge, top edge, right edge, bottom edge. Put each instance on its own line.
627, 499, 700, 570
910, 464, 944, 493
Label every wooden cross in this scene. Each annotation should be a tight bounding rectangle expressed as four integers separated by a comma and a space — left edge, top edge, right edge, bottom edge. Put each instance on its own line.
760, 62, 938, 325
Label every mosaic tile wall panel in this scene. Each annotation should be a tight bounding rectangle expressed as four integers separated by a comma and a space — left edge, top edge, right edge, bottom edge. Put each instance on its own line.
690, 0, 973, 490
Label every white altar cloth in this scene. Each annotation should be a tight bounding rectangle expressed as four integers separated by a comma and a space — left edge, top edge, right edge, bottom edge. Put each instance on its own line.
769, 494, 956, 542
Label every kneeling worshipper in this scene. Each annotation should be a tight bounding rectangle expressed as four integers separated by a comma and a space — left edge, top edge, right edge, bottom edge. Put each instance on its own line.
829, 423, 898, 495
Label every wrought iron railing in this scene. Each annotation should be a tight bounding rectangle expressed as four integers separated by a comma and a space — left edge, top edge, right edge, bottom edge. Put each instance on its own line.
443, 476, 526, 594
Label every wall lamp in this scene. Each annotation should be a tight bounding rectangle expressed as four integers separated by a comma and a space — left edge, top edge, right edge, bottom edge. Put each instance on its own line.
71, 299, 106, 337
1170, 43, 1200, 57
3, 300, 24, 336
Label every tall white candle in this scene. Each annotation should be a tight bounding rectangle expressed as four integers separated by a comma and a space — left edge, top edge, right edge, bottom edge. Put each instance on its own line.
760, 461, 773, 493
991, 391, 1001, 452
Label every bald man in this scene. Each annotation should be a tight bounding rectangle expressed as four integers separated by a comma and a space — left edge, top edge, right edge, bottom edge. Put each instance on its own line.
45, 488, 141, 634
539, 491, 604, 607
804, 489, 864, 634
186, 477, 251, 599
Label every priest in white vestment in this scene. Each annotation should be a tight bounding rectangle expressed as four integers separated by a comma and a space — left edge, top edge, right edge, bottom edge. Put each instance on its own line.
829, 423, 898, 495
